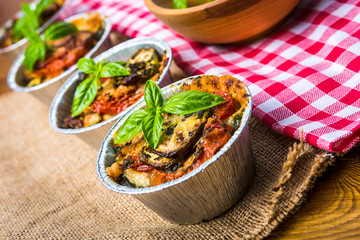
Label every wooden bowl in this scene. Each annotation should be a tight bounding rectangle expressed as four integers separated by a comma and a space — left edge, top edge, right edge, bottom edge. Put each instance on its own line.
144, 0, 301, 44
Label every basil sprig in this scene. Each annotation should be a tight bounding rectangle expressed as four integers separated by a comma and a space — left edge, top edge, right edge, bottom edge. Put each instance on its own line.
114, 80, 225, 149
172, 0, 214, 9
35, 0, 55, 16
13, 0, 55, 40
71, 58, 131, 117
164, 90, 227, 114
22, 22, 78, 71
114, 109, 154, 144
23, 40, 47, 72
173, 0, 187, 9
44, 22, 79, 41
71, 77, 98, 117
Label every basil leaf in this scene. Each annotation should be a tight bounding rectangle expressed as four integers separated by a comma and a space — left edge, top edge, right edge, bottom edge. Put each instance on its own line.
100, 62, 130, 77
164, 90, 225, 115
142, 110, 164, 149
13, 3, 39, 39
144, 80, 163, 109
77, 58, 96, 75
114, 109, 153, 144
21, 3, 37, 22
35, 0, 55, 16
96, 62, 104, 71
94, 62, 105, 80
13, 18, 26, 39
44, 22, 78, 41
21, 2, 34, 15
71, 78, 98, 117
173, 0, 187, 9
23, 29, 43, 45
23, 42, 46, 71
115, 61, 126, 66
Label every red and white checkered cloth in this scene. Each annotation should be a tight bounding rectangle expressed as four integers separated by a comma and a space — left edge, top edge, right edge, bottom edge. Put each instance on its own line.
69, 0, 360, 153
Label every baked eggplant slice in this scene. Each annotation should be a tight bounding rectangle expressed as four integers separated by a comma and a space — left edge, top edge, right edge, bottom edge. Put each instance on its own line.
153, 111, 210, 158
139, 146, 177, 171
127, 48, 159, 65
122, 48, 160, 84
136, 110, 210, 171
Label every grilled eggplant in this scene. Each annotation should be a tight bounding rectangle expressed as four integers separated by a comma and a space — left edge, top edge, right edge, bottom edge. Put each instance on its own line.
139, 147, 177, 171
139, 110, 210, 171
153, 111, 210, 158
121, 48, 160, 85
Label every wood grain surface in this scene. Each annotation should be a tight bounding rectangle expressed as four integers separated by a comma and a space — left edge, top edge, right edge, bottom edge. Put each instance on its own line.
1, 1, 360, 233
144, 0, 301, 44
268, 146, 360, 239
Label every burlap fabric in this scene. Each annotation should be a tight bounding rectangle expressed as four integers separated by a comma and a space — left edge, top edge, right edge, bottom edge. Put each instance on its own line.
0, 73, 336, 239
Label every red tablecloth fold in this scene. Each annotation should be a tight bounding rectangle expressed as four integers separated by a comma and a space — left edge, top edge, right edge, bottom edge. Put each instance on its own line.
70, 0, 360, 152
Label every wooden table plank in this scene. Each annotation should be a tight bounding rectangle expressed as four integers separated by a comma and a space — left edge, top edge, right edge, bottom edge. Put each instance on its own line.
1, 1, 360, 237
1, 37, 360, 239
268, 147, 360, 239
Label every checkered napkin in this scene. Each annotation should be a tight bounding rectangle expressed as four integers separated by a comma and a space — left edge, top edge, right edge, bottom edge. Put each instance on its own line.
70, 0, 360, 153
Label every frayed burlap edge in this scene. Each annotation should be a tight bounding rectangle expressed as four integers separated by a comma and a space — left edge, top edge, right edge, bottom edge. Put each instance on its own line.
254, 133, 336, 240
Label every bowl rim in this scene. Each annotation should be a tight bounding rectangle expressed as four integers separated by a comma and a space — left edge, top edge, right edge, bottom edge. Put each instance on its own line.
0, 0, 70, 54
6, 11, 111, 93
96, 74, 253, 195
144, 0, 226, 15
48, 36, 173, 134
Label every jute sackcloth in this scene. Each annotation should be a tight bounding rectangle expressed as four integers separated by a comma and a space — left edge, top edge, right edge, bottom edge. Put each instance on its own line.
0, 76, 335, 239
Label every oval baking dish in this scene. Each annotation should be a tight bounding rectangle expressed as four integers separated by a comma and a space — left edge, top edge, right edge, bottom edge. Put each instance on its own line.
0, 0, 70, 61
7, 12, 112, 105
49, 37, 173, 150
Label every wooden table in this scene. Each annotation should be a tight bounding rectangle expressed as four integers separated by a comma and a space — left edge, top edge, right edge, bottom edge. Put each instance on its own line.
268, 148, 360, 239
1, 1, 359, 236
1, 48, 359, 239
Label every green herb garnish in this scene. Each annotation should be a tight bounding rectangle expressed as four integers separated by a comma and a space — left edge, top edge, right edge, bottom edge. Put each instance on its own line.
173, 0, 214, 9
13, 0, 55, 40
71, 58, 131, 117
43, 21, 79, 41
34, 0, 55, 16
114, 80, 225, 149
173, 0, 187, 9
22, 22, 78, 72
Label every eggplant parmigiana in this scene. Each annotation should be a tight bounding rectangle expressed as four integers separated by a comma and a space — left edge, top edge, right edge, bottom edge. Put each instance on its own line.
24, 13, 104, 87
107, 75, 250, 187
63, 48, 169, 128
0, 0, 65, 49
